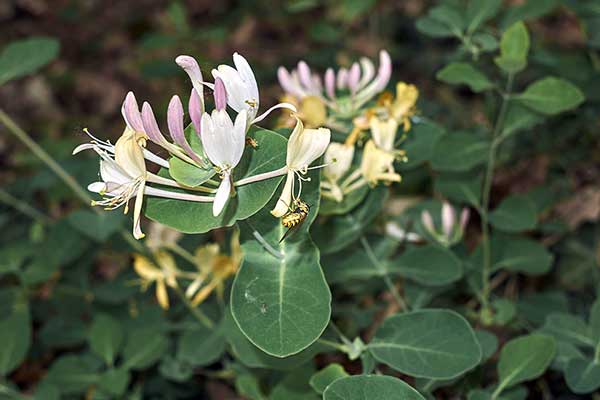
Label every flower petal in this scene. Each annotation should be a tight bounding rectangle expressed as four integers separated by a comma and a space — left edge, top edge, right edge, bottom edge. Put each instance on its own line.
271, 170, 294, 217
121, 92, 144, 132
175, 55, 205, 112
213, 173, 232, 216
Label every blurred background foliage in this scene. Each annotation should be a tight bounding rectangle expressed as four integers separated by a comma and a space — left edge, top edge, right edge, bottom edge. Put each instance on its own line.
1, 0, 600, 399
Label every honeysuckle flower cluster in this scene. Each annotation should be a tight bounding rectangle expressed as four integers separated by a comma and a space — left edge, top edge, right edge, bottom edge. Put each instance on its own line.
278, 50, 392, 127
301, 52, 419, 204
74, 52, 335, 239
421, 202, 470, 247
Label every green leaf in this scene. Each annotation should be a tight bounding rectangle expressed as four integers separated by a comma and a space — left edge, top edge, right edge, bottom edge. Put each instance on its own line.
271, 365, 319, 400
434, 171, 482, 207
500, 0, 559, 28
390, 244, 463, 287
159, 355, 194, 382
323, 375, 425, 400
516, 77, 585, 115
44, 355, 100, 395
476, 329, 499, 361
466, 0, 502, 34
146, 128, 287, 233
489, 194, 537, 232
483, 235, 553, 275
0, 37, 60, 85
437, 62, 495, 92
517, 291, 568, 326
223, 309, 324, 369
497, 334, 555, 392
0, 309, 30, 375
429, 4, 465, 36
565, 358, 600, 394
309, 364, 349, 394
415, 17, 455, 38
122, 328, 168, 370
66, 210, 124, 242
590, 298, 600, 343
168, 124, 215, 187
494, 22, 530, 74
88, 314, 123, 366
177, 320, 226, 367
313, 186, 388, 254
540, 313, 595, 348
319, 185, 368, 216
431, 132, 490, 172
235, 374, 266, 400
231, 168, 331, 357
97, 368, 130, 397
553, 341, 584, 372
501, 103, 544, 138
400, 120, 445, 169
369, 309, 481, 379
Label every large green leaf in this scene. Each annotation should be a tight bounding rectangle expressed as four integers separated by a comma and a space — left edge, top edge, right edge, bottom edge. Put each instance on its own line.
489, 194, 537, 232
540, 313, 595, 348
88, 314, 123, 366
400, 120, 445, 169
67, 210, 124, 242
431, 132, 490, 172
231, 168, 331, 357
309, 364, 348, 394
146, 128, 287, 233
223, 309, 324, 369
369, 309, 481, 379
0, 309, 30, 375
516, 77, 585, 115
390, 244, 463, 286
434, 171, 482, 207
500, 0, 559, 28
0, 37, 60, 85
494, 22, 529, 74
496, 334, 555, 392
437, 62, 495, 92
44, 355, 100, 395
168, 125, 215, 187
323, 375, 425, 400
565, 358, 600, 394
491, 235, 553, 275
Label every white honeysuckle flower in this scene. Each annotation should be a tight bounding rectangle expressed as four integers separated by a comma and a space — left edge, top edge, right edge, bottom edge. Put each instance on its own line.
212, 52, 296, 126
278, 50, 392, 118
360, 140, 401, 186
321, 142, 355, 203
271, 116, 331, 217
420, 202, 471, 247
201, 108, 247, 216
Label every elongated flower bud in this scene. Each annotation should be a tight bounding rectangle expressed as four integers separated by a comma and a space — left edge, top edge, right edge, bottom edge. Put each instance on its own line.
121, 92, 144, 132
214, 78, 227, 111
441, 202, 455, 237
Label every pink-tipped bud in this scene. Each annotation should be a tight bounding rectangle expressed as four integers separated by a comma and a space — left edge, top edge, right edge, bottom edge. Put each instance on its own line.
168, 95, 203, 165
189, 89, 202, 136
141, 102, 165, 145
176, 55, 205, 112
278, 66, 297, 96
421, 210, 435, 233
297, 61, 313, 90
337, 68, 348, 90
325, 68, 336, 99
214, 77, 227, 111
441, 202, 456, 238
348, 62, 361, 93
121, 92, 144, 132
460, 208, 470, 231
375, 50, 392, 91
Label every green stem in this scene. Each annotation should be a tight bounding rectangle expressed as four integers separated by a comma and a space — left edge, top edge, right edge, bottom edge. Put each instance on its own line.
173, 286, 215, 329
0, 188, 52, 224
317, 338, 347, 352
594, 343, 600, 363
360, 235, 407, 311
479, 73, 514, 317
167, 243, 199, 267
0, 108, 92, 204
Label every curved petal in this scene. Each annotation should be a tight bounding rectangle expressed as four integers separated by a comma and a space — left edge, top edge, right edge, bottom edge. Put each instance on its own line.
200, 112, 222, 166
271, 170, 294, 218
213, 173, 232, 216
175, 55, 205, 112
231, 109, 247, 167
121, 92, 144, 132
233, 52, 259, 101
251, 102, 297, 125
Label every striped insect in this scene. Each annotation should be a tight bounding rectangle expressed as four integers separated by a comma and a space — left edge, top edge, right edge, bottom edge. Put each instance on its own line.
279, 198, 310, 243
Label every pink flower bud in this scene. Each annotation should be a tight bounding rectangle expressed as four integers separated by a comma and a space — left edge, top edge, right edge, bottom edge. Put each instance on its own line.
441, 202, 456, 238
325, 68, 336, 99
348, 62, 361, 93
141, 102, 166, 145
121, 92, 144, 132
168, 95, 203, 165
214, 77, 227, 111
297, 61, 313, 90
337, 68, 348, 90
189, 88, 202, 136
460, 208, 470, 231
421, 210, 435, 233
375, 50, 392, 91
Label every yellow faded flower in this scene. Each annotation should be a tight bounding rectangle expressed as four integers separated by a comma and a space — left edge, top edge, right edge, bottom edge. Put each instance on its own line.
186, 231, 243, 306
321, 142, 355, 202
383, 82, 419, 132
360, 140, 402, 186
370, 117, 399, 153
277, 95, 327, 129
133, 251, 181, 309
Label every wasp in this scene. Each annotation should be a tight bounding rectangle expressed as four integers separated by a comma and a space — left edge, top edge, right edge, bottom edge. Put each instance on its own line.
279, 199, 310, 243
245, 137, 258, 148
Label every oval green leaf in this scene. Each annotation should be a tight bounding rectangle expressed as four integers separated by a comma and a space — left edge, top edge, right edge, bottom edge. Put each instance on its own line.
369, 309, 482, 379
390, 244, 463, 286
323, 375, 425, 400
516, 76, 584, 115
431, 132, 490, 172
497, 334, 555, 391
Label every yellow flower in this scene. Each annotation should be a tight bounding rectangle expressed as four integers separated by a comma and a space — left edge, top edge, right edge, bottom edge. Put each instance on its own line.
186, 231, 243, 306
277, 95, 327, 129
379, 82, 419, 132
360, 140, 401, 186
133, 251, 181, 309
